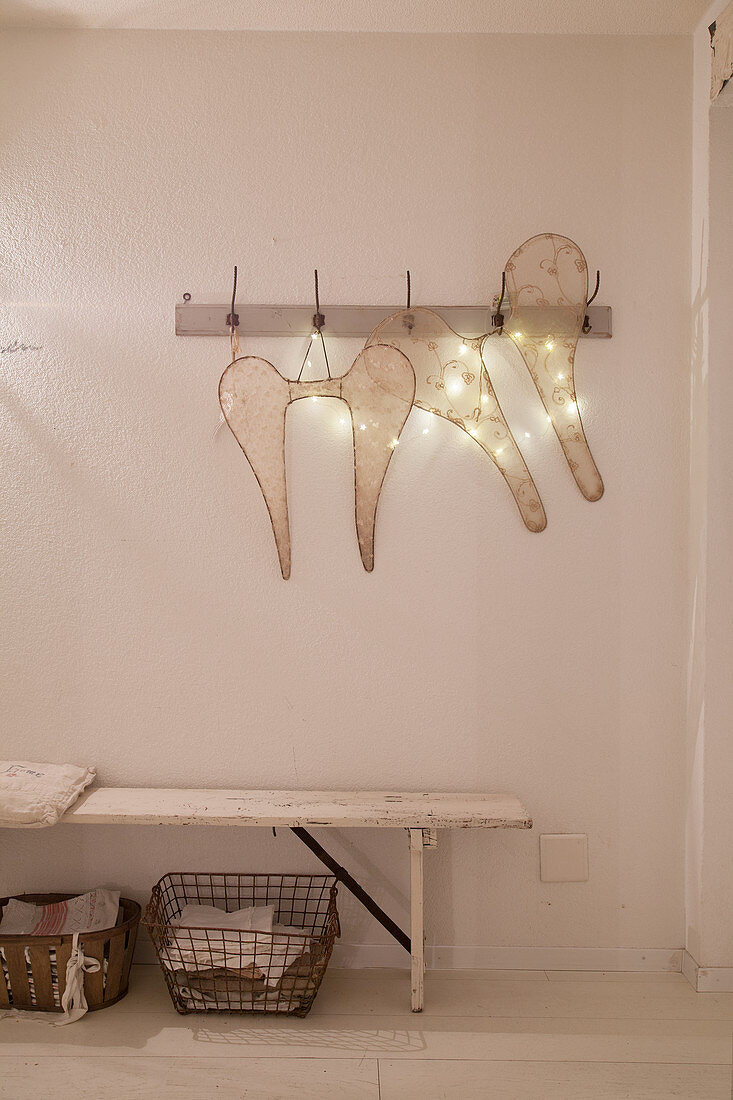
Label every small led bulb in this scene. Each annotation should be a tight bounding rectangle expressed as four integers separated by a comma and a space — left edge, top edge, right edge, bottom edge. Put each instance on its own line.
360, 423, 366, 431
545, 340, 554, 351
496, 447, 504, 455
513, 331, 522, 340
557, 373, 565, 381
469, 428, 478, 437
524, 431, 531, 438
311, 331, 318, 341
481, 394, 489, 404
459, 342, 467, 355
422, 428, 429, 435
546, 414, 552, 423
390, 438, 399, 448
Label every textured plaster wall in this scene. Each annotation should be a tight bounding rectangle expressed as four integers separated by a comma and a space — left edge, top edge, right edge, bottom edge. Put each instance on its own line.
0, 30, 692, 957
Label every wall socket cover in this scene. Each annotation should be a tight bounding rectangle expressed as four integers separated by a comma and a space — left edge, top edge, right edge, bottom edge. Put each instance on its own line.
540, 833, 589, 882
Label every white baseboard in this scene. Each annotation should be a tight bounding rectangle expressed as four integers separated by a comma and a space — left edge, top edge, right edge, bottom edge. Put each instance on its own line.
134, 934, 681, 974
682, 949, 733, 992
331, 942, 683, 973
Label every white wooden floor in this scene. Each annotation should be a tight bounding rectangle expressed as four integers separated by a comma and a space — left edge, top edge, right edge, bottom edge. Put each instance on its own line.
1, 965, 732, 1099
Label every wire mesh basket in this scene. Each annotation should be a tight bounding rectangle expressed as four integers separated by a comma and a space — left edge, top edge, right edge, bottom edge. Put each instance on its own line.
0, 894, 140, 1012
143, 873, 339, 1017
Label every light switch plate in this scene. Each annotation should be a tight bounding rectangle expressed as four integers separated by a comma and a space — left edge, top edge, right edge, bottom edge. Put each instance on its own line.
540, 833, 589, 882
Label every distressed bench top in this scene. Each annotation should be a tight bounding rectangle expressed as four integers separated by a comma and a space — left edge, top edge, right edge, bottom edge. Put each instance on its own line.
63, 789, 532, 829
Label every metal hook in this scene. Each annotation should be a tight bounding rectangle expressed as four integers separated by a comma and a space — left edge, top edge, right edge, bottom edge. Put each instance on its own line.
582, 269, 600, 334
491, 270, 506, 333
402, 270, 415, 333
312, 268, 325, 332
226, 266, 239, 330
587, 269, 600, 306
299, 268, 331, 381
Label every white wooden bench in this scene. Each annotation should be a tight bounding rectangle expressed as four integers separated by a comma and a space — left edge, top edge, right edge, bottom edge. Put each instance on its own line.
63, 788, 532, 1011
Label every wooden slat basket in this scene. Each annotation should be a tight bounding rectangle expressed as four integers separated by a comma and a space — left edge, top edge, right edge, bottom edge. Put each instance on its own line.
0, 893, 140, 1012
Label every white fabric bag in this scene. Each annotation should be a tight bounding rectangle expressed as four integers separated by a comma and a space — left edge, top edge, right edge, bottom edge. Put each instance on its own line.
164, 903, 312, 986
0, 761, 96, 828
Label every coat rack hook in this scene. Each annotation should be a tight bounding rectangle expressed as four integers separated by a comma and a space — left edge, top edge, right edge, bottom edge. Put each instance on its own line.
226, 265, 239, 330
583, 269, 600, 333
300, 268, 331, 381
491, 270, 506, 333
312, 268, 325, 332
227, 265, 240, 361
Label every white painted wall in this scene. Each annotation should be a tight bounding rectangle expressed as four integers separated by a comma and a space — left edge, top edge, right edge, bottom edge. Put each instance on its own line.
1, 30, 692, 962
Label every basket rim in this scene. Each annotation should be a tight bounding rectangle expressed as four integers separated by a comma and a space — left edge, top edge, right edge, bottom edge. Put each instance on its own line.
149, 872, 338, 885
143, 879, 338, 937
0, 894, 141, 946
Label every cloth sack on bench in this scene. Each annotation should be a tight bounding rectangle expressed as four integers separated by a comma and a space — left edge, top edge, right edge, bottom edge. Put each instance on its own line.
0, 762, 96, 828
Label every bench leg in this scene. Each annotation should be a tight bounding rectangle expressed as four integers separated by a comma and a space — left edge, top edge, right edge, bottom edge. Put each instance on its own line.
409, 828, 425, 1012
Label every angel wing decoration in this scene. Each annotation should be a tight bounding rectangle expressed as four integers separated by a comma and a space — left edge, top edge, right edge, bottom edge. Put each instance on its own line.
502, 233, 604, 502
365, 308, 547, 532
220, 345, 416, 578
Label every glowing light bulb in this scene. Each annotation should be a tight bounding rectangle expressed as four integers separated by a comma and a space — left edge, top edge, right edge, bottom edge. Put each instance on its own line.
557, 373, 565, 381
546, 414, 552, 423
311, 332, 318, 341
311, 396, 318, 403
524, 431, 531, 438
496, 447, 504, 455
568, 401, 577, 412
390, 438, 399, 448
306, 359, 312, 369
422, 428, 429, 435
481, 394, 489, 404
447, 380, 463, 397
513, 331, 522, 340
359, 423, 366, 431
339, 417, 347, 426
469, 428, 478, 437
459, 342, 467, 355
545, 340, 554, 351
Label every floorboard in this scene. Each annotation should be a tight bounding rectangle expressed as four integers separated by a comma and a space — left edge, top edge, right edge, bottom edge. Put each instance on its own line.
0, 965, 731, 1099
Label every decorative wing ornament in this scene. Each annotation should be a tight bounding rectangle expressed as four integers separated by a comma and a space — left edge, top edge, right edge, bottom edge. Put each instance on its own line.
219, 345, 416, 578
502, 233, 604, 502
365, 308, 547, 532
366, 233, 603, 513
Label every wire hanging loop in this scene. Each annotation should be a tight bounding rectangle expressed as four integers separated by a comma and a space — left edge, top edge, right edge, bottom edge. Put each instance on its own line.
298, 268, 331, 381
226, 265, 241, 361
406, 270, 411, 310
582, 269, 600, 334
